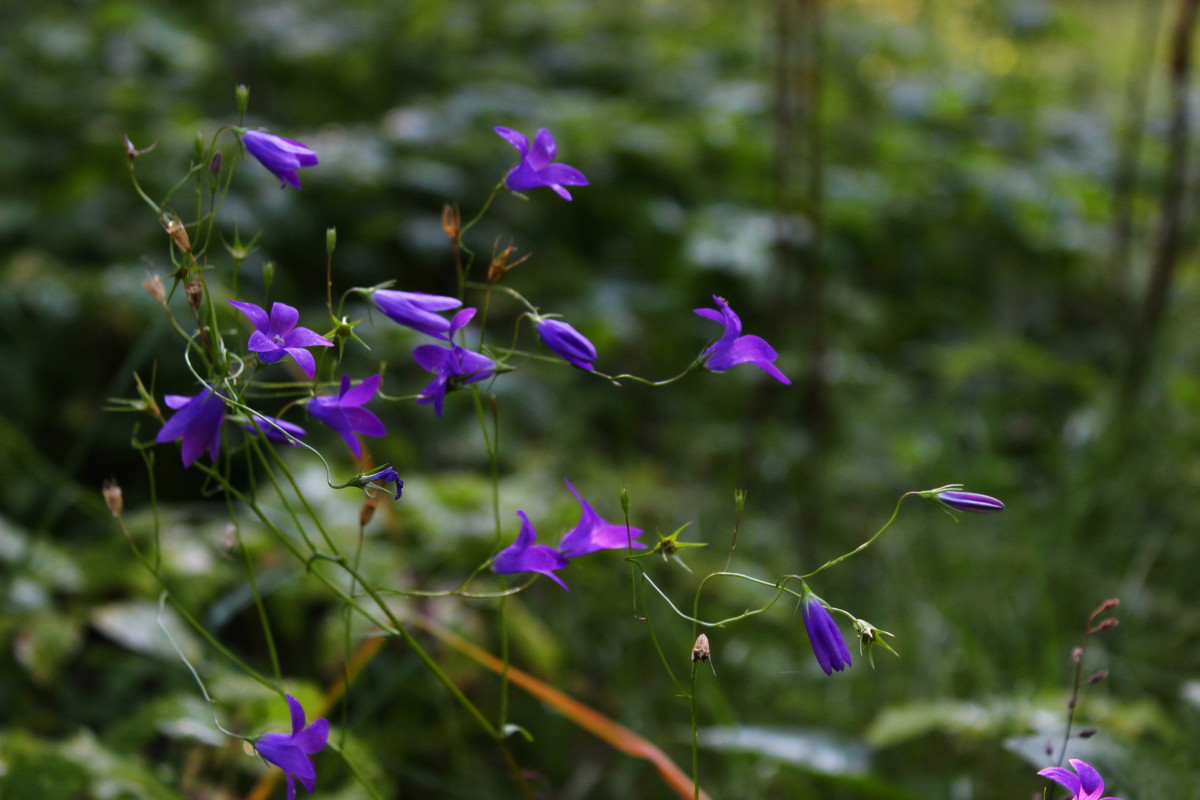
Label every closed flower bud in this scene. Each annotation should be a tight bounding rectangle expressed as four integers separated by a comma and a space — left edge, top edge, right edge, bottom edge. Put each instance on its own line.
193, 132, 205, 164
934, 490, 1005, 514
326, 227, 337, 255
102, 478, 123, 517
441, 203, 461, 242
236, 84, 249, 116
533, 316, 598, 370
262, 260, 275, 292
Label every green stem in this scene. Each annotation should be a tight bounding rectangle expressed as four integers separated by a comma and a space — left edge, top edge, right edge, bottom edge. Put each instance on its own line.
799, 492, 914, 580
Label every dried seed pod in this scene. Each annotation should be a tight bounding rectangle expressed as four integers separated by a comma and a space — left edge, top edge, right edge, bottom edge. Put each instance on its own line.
691, 633, 711, 662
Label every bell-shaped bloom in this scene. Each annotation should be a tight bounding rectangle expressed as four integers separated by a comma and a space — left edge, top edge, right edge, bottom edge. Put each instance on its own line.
534, 317, 597, 371
244, 413, 306, 446
242, 130, 319, 190
493, 511, 570, 590
494, 126, 589, 201
412, 309, 496, 417
254, 695, 329, 800
373, 290, 463, 339
936, 490, 1005, 514
361, 466, 404, 501
694, 295, 791, 385
157, 387, 226, 467
802, 594, 852, 676
558, 478, 644, 557
306, 374, 386, 458
229, 300, 333, 380
1037, 759, 1123, 800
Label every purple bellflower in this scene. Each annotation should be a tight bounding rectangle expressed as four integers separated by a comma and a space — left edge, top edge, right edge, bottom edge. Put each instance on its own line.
157, 387, 227, 467
229, 300, 333, 380
361, 466, 404, 501
306, 374, 386, 458
694, 295, 791, 385
412, 309, 496, 417
242, 130, 319, 190
936, 490, 1005, 514
533, 317, 597, 371
802, 594, 852, 676
1038, 759, 1123, 800
558, 478, 645, 557
494, 127, 589, 201
372, 290, 463, 339
493, 511, 570, 590
254, 695, 329, 800
244, 413, 306, 446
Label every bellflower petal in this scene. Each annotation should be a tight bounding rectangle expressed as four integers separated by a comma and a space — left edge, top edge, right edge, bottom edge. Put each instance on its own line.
558, 478, 644, 557
1037, 759, 1123, 800
493, 511, 570, 590
802, 594, 852, 676
254, 695, 328, 800
412, 317, 496, 418
230, 300, 332, 380
243, 130, 319, 189
244, 413, 306, 445
156, 387, 226, 467
694, 295, 791, 385
495, 126, 589, 201
373, 290, 463, 339
307, 375, 386, 457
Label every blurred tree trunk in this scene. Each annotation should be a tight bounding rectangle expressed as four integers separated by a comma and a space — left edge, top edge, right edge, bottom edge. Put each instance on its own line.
1120, 0, 1200, 410
772, 0, 828, 557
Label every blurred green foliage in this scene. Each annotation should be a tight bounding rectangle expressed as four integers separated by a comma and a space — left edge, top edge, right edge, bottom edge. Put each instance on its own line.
3, 0, 1200, 797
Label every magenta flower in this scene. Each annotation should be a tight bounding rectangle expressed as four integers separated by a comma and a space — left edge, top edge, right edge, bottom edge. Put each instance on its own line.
802, 593, 852, 676
1038, 759, 1123, 800
306, 375, 386, 457
361, 466, 403, 500
156, 387, 226, 467
936, 490, 1005, 514
534, 317, 597, 371
493, 511, 570, 590
494, 127, 589, 201
694, 295, 791, 385
254, 695, 329, 800
412, 309, 496, 417
558, 478, 644, 557
242, 130, 318, 189
244, 413, 306, 446
229, 301, 333, 380
372, 290, 463, 339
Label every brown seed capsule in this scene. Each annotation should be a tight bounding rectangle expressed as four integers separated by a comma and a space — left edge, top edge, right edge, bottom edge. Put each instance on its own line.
691, 633, 711, 662
102, 478, 123, 518
162, 215, 192, 253
360, 494, 380, 528
185, 281, 204, 312
487, 239, 531, 284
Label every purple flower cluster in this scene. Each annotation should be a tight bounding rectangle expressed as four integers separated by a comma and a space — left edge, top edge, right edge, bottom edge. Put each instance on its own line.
492, 479, 644, 590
